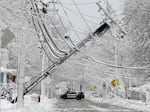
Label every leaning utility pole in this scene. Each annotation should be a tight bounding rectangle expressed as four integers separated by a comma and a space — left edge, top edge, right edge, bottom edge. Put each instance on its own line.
11, 21, 110, 103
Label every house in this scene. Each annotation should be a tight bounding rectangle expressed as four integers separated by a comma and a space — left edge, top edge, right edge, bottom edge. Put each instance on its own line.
0, 67, 17, 83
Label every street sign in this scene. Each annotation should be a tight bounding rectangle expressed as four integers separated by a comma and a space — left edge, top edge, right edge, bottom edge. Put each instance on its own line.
92, 85, 98, 91
1, 27, 15, 48
0, 20, 15, 48
111, 80, 116, 87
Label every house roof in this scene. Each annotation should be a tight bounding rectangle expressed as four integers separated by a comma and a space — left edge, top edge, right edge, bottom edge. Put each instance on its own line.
1, 67, 17, 73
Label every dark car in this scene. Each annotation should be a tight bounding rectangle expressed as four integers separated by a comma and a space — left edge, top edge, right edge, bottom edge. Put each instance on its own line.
60, 91, 84, 100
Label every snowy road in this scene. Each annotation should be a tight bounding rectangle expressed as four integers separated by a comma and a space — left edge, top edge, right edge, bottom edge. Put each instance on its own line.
53, 98, 137, 112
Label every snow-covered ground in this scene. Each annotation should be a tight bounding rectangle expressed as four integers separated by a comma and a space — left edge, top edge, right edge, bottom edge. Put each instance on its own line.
1, 93, 150, 112
1, 94, 57, 112
86, 93, 150, 112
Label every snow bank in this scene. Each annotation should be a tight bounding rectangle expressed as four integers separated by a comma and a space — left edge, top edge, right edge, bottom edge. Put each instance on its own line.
1, 94, 57, 112
86, 92, 150, 111
128, 83, 150, 101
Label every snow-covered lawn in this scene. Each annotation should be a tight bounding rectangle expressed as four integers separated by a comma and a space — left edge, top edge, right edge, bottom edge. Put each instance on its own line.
86, 94, 150, 111
1, 94, 57, 112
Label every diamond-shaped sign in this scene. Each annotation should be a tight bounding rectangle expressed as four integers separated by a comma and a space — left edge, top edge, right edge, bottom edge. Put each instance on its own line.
1, 27, 15, 48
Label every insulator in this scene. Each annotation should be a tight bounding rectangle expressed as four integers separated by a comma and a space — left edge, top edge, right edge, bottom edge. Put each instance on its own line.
42, 7, 47, 14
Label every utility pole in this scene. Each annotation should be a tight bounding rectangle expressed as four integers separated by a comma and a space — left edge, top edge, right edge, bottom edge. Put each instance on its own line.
16, 0, 26, 108
96, 1, 120, 96
104, 0, 113, 20
17, 29, 26, 108
0, 22, 2, 112
114, 28, 119, 80
104, 0, 119, 80
41, 44, 45, 101
0, 20, 4, 112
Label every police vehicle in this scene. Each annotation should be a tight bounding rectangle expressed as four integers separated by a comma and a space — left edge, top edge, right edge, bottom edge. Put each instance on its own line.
60, 91, 84, 100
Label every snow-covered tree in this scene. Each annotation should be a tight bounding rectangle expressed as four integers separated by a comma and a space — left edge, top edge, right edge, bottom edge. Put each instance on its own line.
0, 0, 70, 107
123, 0, 150, 83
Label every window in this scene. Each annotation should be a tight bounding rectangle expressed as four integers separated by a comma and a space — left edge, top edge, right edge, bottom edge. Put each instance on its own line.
0, 72, 4, 83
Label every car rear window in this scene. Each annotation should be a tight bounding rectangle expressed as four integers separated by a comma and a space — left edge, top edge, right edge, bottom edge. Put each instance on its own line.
70, 92, 77, 94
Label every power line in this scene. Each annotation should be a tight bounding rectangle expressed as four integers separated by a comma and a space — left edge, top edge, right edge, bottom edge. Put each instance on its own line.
96, 2, 127, 35
42, 23, 68, 54
0, 3, 55, 62
58, 0, 81, 41
30, 0, 62, 59
8, 5, 90, 35
46, 7, 71, 50
80, 51, 150, 70
62, 6, 99, 24
83, 65, 140, 80
51, 1, 80, 49
72, 0, 92, 32
9, 3, 87, 47
58, 16, 91, 33
31, 9, 89, 34
34, 1, 70, 58
62, 5, 100, 19
34, 2, 67, 56
35, 18, 61, 59
69, 36, 150, 70
102, 0, 114, 14
52, 1, 68, 33
30, 10, 54, 62
69, 28, 89, 34
48, 17, 71, 50
57, 2, 96, 6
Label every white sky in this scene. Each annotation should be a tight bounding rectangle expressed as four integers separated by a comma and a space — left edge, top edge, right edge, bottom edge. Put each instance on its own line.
52, 0, 124, 42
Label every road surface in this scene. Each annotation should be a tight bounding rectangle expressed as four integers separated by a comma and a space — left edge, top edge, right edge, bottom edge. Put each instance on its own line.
53, 98, 139, 112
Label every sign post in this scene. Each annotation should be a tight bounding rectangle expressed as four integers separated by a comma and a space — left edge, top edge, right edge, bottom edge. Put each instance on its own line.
0, 20, 15, 111
0, 22, 2, 112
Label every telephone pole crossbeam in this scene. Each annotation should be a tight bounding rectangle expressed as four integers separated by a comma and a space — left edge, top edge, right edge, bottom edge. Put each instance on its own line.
96, 2, 126, 35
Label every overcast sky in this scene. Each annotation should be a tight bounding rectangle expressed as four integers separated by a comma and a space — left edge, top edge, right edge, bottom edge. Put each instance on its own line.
52, 0, 124, 42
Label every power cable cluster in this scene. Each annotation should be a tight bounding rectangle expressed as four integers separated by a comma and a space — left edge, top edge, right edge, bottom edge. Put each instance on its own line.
4, 0, 149, 72
37, 0, 150, 70
9, 0, 150, 103
29, 0, 70, 62
33, 2, 63, 59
